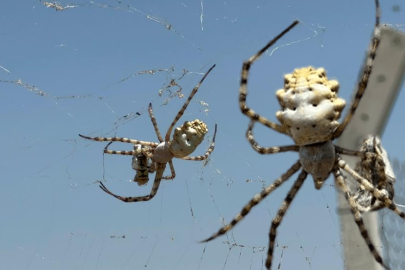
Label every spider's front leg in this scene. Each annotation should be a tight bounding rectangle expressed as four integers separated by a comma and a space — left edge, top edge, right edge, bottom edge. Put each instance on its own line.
79, 134, 158, 148
165, 64, 216, 142
332, 0, 381, 139
239, 21, 299, 135
246, 120, 299, 155
148, 103, 164, 143
100, 163, 167, 202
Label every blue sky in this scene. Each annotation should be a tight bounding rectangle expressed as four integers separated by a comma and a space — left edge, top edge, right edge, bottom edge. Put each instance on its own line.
1, 1, 405, 270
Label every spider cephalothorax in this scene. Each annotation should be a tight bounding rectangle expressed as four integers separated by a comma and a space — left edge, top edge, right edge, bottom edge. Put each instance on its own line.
80, 64, 217, 202
203, 1, 405, 269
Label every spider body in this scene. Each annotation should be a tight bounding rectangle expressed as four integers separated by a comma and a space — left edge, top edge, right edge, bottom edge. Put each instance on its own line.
203, 1, 405, 269
80, 64, 217, 202
299, 140, 335, 188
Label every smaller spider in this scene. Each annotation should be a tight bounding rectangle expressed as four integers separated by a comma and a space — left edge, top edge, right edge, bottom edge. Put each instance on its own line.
79, 64, 217, 202
353, 135, 395, 212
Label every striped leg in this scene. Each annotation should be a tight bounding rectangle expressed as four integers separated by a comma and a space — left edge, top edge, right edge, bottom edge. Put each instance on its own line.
165, 64, 216, 141
239, 21, 299, 135
335, 145, 368, 157
103, 143, 154, 157
182, 124, 217, 161
162, 160, 176, 180
201, 160, 301, 243
266, 170, 307, 269
247, 120, 299, 154
338, 158, 405, 220
148, 103, 163, 142
333, 168, 388, 270
99, 163, 166, 202
79, 134, 158, 148
332, 0, 381, 139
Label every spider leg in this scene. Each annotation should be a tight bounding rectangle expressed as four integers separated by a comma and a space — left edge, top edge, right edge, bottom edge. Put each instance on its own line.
335, 145, 368, 157
164, 64, 216, 142
266, 170, 307, 269
247, 120, 299, 154
239, 21, 299, 135
332, 0, 381, 139
201, 160, 301, 243
162, 160, 176, 180
148, 103, 164, 143
79, 134, 158, 148
99, 163, 166, 202
181, 124, 217, 161
103, 145, 153, 157
333, 168, 389, 270
338, 158, 405, 220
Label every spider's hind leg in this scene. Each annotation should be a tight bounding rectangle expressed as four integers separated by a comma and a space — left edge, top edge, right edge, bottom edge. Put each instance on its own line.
99, 163, 167, 202
266, 170, 307, 269
333, 168, 389, 270
201, 160, 301, 243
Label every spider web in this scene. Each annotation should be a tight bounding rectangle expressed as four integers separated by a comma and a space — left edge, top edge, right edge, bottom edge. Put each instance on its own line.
1, 1, 405, 270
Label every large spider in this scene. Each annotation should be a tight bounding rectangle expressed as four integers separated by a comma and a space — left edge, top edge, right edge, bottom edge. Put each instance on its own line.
79, 64, 217, 202
202, 1, 404, 269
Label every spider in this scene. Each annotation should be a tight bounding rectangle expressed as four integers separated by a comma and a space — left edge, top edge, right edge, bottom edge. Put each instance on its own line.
79, 64, 217, 202
202, 1, 405, 269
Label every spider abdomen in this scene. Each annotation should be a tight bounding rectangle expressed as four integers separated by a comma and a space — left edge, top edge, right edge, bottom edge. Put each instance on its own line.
276, 67, 346, 145
299, 140, 335, 189
170, 119, 208, 158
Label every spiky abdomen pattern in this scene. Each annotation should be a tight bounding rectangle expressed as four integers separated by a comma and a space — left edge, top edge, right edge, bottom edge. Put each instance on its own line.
276, 67, 346, 146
